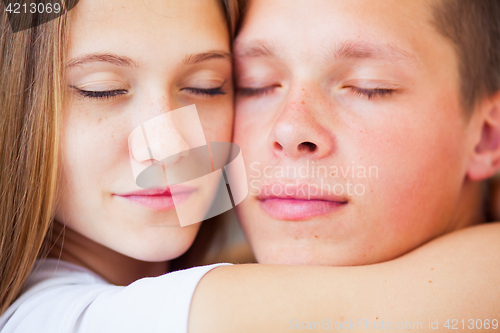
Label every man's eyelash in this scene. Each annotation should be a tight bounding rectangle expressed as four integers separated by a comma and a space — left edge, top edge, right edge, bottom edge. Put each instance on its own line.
237, 86, 395, 100
237, 86, 277, 97
183, 87, 227, 96
74, 88, 128, 99
349, 87, 395, 99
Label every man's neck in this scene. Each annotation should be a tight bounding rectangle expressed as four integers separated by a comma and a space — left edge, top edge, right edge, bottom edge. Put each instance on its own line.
449, 179, 486, 232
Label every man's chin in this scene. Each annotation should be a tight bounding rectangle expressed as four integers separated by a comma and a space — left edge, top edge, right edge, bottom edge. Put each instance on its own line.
251, 243, 361, 266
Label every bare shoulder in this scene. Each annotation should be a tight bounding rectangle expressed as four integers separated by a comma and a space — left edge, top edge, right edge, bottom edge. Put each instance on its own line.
402, 222, 500, 263
449, 221, 500, 239
388, 221, 500, 302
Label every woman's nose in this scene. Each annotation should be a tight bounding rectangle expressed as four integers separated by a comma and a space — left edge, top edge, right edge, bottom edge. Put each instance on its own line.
128, 104, 209, 187
129, 112, 190, 166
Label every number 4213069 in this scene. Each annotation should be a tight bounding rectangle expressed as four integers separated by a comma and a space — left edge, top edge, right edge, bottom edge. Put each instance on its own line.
444, 319, 498, 330
5, 2, 61, 14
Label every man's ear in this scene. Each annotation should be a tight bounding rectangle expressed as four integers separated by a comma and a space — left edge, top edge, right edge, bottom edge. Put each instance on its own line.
467, 91, 500, 181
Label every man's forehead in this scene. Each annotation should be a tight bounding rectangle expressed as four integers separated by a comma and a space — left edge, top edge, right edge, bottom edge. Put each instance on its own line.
235, 0, 442, 68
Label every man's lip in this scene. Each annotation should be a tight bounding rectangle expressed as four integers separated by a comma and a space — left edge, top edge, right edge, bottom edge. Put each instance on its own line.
256, 183, 348, 220
257, 183, 349, 203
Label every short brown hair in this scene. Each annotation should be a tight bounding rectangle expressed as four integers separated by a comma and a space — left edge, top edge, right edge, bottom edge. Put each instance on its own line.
432, 0, 500, 112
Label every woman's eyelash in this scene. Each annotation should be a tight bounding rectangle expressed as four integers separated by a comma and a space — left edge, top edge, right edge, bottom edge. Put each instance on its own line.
349, 87, 395, 99
237, 86, 277, 97
183, 87, 227, 96
74, 88, 128, 100
73, 86, 226, 99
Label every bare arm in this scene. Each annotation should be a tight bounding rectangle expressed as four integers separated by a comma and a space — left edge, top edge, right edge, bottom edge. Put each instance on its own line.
189, 223, 500, 332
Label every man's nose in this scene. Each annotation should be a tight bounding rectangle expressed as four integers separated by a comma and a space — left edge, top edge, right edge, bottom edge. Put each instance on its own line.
269, 85, 335, 160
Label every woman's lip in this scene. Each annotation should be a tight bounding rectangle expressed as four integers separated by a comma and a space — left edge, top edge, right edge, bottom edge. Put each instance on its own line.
123, 188, 172, 196
115, 186, 196, 211
259, 198, 347, 220
117, 185, 195, 197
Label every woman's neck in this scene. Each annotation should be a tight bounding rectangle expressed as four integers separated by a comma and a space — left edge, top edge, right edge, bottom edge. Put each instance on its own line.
47, 221, 169, 285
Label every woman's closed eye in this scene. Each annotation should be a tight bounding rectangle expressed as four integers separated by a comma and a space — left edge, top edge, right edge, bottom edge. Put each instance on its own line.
182, 86, 227, 97
73, 87, 128, 100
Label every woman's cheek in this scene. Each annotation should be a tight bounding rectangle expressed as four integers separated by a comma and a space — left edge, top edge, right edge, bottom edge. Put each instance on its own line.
199, 105, 234, 142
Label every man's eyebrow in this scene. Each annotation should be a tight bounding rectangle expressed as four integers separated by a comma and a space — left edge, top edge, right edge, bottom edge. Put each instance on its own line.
183, 51, 231, 64
67, 53, 140, 68
323, 40, 418, 64
234, 39, 279, 58
235, 39, 418, 66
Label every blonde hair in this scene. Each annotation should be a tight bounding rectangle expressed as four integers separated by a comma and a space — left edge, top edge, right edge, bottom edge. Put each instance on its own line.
0, 0, 240, 316
0, 9, 67, 315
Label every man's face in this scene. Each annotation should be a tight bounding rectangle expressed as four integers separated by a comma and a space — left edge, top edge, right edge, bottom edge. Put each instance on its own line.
234, 0, 477, 265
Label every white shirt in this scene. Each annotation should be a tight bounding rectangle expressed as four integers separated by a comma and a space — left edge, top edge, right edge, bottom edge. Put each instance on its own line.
0, 259, 229, 333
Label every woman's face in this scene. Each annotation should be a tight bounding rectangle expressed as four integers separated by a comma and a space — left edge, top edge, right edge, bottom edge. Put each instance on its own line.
56, 0, 233, 261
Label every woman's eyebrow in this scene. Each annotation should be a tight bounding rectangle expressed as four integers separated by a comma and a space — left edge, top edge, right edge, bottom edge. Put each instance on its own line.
67, 53, 140, 68
183, 51, 231, 64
